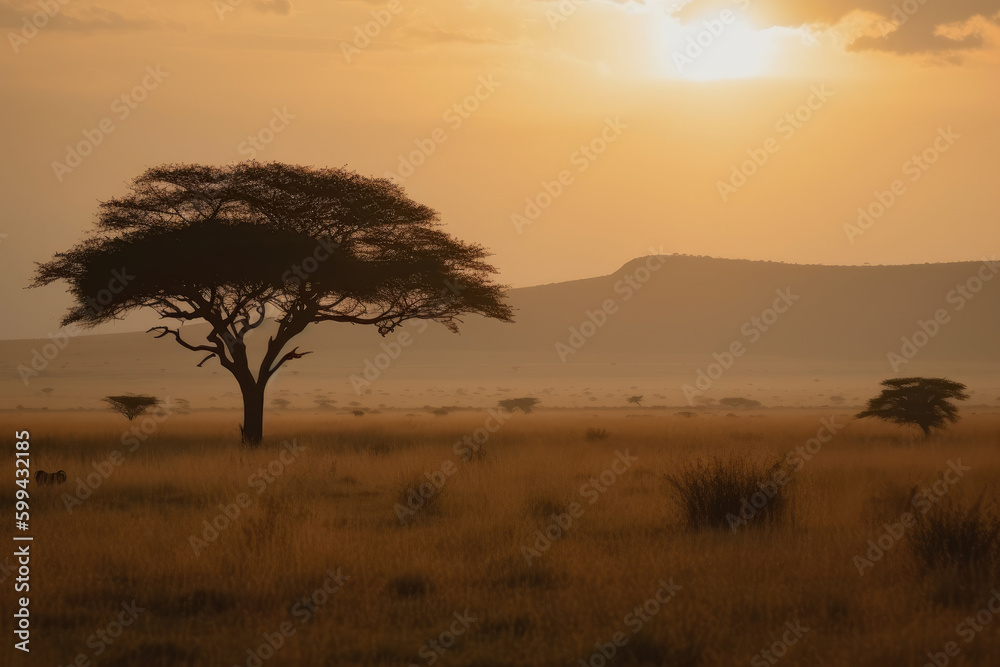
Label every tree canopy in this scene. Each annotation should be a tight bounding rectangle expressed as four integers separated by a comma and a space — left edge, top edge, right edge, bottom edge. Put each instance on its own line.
856, 377, 969, 437
34, 162, 513, 444
498, 397, 540, 414
103, 394, 161, 421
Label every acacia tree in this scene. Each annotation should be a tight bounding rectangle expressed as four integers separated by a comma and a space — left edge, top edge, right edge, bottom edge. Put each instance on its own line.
33, 162, 513, 446
627, 395, 643, 407
856, 377, 969, 438
104, 394, 160, 421
498, 397, 539, 414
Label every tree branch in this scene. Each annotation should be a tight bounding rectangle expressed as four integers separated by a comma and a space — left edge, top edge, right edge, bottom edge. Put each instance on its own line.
146, 326, 222, 356
269, 347, 313, 376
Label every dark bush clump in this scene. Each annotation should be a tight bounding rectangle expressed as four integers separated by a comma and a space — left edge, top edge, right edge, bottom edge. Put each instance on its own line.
664, 454, 792, 531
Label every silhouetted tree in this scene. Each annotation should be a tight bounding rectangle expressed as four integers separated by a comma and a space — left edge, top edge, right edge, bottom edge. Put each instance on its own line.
498, 397, 539, 414
33, 162, 513, 446
627, 395, 643, 407
856, 377, 969, 437
103, 394, 160, 421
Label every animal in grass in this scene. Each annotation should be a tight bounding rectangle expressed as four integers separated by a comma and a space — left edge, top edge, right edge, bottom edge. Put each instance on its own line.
35, 470, 67, 485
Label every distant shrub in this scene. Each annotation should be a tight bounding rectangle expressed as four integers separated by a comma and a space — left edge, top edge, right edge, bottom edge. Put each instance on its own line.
908, 496, 1000, 575
396, 474, 444, 522
664, 454, 792, 531
675, 411, 697, 418
499, 397, 540, 414
431, 407, 452, 416
387, 574, 431, 598
351, 410, 365, 417
584, 427, 609, 442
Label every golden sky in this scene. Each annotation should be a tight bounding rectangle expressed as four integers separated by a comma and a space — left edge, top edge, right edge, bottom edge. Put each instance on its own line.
1, 0, 998, 338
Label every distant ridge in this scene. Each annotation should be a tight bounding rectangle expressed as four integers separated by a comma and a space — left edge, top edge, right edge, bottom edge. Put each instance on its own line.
5, 255, 999, 362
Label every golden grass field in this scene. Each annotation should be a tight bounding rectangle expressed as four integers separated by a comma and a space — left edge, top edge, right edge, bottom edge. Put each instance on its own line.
3, 408, 1000, 667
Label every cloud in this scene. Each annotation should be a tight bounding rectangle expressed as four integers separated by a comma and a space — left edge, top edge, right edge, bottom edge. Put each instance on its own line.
0, 1, 179, 33
673, 0, 1000, 55
254, 0, 292, 15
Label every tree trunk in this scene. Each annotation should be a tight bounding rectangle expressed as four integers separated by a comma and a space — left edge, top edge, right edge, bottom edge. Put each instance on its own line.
240, 381, 266, 447
920, 423, 932, 438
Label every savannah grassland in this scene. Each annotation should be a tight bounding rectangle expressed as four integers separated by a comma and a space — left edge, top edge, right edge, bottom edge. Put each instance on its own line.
4, 409, 1000, 667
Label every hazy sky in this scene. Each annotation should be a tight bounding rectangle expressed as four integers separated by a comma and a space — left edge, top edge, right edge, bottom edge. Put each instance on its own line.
1, 0, 998, 339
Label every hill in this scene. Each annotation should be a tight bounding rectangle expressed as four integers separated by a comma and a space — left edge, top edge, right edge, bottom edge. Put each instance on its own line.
3, 256, 999, 411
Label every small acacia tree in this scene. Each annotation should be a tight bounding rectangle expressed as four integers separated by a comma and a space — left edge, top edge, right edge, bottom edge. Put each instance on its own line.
627, 395, 643, 407
104, 394, 160, 421
498, 397, 539, 414
856, 377, 969, 438
33, 162, 513, 446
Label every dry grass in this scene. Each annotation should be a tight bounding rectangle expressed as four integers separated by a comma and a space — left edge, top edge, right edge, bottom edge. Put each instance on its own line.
2, 409, 1000, 666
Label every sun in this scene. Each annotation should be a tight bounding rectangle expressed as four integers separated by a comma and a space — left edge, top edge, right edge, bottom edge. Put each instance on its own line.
659, 15, 773, 81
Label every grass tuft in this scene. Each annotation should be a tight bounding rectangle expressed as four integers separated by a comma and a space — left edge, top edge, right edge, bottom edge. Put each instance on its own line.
664, 453, 792, 531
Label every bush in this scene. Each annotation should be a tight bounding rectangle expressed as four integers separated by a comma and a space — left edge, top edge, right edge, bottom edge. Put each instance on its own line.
499, 397, 540, 414
664, 454, 792, 531
908, 496, 1000, 575
584, 427, 609, 441
387, 573, 432, 598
